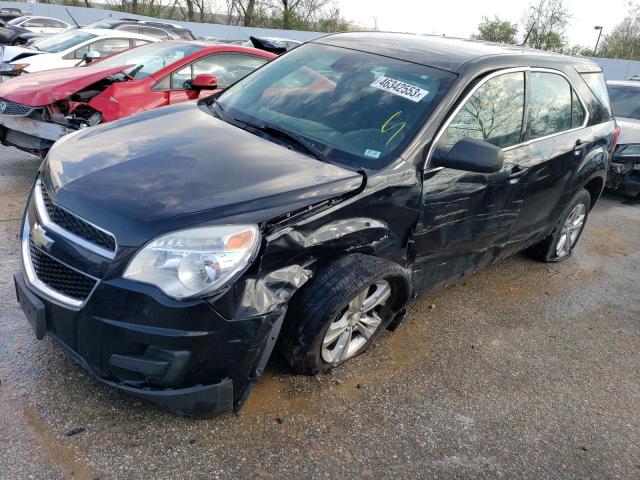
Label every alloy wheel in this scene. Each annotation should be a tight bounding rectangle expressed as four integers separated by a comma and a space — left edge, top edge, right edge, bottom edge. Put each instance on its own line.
321, 280, 391, 364
556, 203, 586, 258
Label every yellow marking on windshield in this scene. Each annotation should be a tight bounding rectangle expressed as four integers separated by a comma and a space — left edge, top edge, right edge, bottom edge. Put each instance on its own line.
381, 111, 405, 146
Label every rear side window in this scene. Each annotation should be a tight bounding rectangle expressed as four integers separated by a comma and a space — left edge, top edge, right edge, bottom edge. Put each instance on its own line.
526, 72, 586, 140
581, 72, 612, 116
439, 72, 525, 149
118, 25, 141, 34
141, 26, 171, 39
527, 72, 573, 140
571, 90, 585, 127
46, 19, 67, 28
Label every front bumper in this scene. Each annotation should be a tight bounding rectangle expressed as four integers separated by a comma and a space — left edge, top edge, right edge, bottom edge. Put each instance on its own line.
15, 186, 285, 416
0, 112, 74, 155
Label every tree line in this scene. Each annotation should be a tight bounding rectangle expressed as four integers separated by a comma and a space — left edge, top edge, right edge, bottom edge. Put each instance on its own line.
472, 0, 640, 60
51, 0, 354, 33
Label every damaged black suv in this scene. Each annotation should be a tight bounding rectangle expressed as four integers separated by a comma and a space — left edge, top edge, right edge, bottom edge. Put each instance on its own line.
15, 32, 615, 416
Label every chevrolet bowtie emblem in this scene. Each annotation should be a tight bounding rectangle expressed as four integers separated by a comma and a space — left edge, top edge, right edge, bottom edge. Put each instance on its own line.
31, 223, 54, 250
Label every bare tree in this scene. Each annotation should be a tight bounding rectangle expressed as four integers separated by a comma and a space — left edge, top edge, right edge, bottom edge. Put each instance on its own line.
520, 0, 570, 52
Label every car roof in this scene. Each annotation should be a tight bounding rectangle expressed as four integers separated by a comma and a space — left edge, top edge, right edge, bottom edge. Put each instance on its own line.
79, 27, 157, 40
99, 18, 188, 30
315, 32, 600, 74
607, 80, 640, 88
172, 39, 277, 55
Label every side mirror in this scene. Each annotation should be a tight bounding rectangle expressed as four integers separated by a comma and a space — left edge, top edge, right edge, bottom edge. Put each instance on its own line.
83, 50, 101, 63
191, 73, 218, 90
434, 137, 504, 173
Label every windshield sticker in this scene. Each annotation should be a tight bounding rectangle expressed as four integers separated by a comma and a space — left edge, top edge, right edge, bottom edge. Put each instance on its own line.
364, 149, 381, 159
371, 76, 430, 102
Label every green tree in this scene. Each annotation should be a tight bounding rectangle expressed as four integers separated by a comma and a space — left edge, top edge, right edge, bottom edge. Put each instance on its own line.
472, 16, 518, 44
599, 5, 640, 60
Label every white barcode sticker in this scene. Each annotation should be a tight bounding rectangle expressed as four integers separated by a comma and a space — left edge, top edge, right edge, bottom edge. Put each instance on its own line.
370, 76, 430, 102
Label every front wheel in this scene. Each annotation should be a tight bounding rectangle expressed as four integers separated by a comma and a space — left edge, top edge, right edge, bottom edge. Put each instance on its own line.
527, 188, 591, 262
278, 254, 408, 374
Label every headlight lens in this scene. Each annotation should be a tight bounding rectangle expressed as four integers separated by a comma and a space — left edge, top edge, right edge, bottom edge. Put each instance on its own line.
615, 144, 640, 157
123, 225, 260, 299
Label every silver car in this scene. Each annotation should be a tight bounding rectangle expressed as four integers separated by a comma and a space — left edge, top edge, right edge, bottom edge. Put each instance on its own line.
607, 80, 640, 193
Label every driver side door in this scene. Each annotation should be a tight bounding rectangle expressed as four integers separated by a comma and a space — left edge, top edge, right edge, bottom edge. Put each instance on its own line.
411, 70, 529, 295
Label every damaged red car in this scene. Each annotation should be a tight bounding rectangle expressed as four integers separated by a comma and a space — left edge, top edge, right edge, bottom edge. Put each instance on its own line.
0, 41, 275, 155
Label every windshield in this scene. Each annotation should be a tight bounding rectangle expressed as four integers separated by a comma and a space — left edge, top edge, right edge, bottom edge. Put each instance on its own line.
7, 17, 24, 25
33, 30, 96, 53
96, 41, 203, 79
608, 85, 640, 120
215, 43, 456, 169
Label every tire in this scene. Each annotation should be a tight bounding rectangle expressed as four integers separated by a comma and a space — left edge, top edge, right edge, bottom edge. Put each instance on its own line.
526, 188, 591, 262
278, 254, 408, 374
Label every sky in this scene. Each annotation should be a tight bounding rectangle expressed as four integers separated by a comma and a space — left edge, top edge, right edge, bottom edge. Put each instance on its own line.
336, 0, 634, 48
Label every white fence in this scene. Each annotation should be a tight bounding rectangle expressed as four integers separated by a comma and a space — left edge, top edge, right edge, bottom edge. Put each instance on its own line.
0, 1, 324, 41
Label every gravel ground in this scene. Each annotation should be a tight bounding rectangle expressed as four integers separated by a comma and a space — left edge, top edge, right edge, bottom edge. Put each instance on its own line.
0, 146, 638, 480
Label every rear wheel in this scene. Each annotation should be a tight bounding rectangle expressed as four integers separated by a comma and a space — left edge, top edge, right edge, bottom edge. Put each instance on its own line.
278, 254, 408, 374
527, 188, 591, 262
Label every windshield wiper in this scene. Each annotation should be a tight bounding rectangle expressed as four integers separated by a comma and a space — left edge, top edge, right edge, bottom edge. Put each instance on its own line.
238, 119, 329, 163
209, 98, 233, 123
207, 100, 328, 163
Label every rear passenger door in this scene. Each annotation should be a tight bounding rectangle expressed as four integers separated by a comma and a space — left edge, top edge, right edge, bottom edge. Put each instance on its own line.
507, 70, 587, 247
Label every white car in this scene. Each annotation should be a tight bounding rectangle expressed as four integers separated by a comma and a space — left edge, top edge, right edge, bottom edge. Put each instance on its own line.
8, 16, 71, 35
0, 28, 156, 74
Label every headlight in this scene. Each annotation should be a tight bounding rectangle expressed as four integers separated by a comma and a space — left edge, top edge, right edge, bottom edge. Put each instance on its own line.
614, 144, 640, 157
123, 225, 260, 299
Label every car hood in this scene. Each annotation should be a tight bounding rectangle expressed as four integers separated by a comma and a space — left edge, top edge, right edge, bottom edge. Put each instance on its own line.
42, 102, 364, 247
616, 116, 640, 145
0, 63, 133, 106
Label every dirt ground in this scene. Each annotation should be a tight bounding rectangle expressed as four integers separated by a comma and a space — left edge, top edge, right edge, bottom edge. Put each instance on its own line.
0, 147, 638, 479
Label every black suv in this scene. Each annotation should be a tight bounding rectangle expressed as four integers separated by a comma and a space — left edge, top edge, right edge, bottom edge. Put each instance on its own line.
15, 33, 615, 416
85, 18, 195, 40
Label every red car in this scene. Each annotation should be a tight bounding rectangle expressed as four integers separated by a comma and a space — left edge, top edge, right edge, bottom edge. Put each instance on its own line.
0, 41, 275, 155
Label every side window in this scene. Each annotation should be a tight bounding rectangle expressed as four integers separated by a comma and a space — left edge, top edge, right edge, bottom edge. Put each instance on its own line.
191, 53, 269, 88
131, 39, 151, 47
527, 72, 573, 140
170, 65, 192, 89
88, 37, 132, 57
439, 72, 525, 150
24, 19, 45, 28
46, 19, 67, 28
571, 90, 585, 128
141, 26, 171, 39
118, 25, 141, 34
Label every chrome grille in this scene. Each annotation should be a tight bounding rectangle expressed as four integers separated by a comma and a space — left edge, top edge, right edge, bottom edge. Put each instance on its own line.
0, 98, 33, 116
39, 182, 117, 253
28, 236, 97, 301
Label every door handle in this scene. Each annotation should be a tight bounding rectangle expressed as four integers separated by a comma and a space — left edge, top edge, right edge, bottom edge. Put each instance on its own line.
508, 164, 527, 179
574, 139, 585, 154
